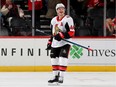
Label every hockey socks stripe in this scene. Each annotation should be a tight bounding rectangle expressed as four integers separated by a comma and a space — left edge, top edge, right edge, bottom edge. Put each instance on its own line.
59, 66, 67, 71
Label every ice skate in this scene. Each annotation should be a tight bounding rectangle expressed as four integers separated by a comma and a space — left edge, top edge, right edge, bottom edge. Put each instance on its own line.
48, 76, 59, 85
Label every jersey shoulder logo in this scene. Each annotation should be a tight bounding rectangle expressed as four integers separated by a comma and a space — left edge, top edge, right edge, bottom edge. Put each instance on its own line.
66, 15, 70, 18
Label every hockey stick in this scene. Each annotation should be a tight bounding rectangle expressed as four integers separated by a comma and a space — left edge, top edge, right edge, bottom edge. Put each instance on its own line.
36, 29, 93, 51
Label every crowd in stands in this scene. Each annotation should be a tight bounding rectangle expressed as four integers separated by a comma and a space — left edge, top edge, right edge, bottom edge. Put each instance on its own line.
0, 0, 116, 36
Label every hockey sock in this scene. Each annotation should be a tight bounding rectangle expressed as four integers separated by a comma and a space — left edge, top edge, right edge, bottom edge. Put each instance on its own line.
51, 57, 59, 76
59, 57, 68, 77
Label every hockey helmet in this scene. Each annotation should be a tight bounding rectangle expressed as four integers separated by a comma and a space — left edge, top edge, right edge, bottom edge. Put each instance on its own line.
56, 3, 65, 10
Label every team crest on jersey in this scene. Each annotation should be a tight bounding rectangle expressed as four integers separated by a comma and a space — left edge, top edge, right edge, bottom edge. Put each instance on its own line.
54, 24, 61, 35
54, 23, 63, 35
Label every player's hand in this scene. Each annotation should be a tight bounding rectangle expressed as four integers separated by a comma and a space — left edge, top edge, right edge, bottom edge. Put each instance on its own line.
46, 41, 52, 50
54, 32, 64, 41
54, 34, 62, 41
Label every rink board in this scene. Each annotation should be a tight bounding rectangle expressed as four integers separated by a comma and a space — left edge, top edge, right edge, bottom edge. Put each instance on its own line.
0, 37, 115, 72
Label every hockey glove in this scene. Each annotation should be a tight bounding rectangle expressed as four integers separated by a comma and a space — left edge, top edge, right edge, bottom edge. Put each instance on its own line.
46, 40, 52, 50
46, 36, 53, 50
54, 32, 64, 41
46, 43, 51, 50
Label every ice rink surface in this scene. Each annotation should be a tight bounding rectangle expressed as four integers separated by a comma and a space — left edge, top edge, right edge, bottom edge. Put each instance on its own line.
0, 72, 115, 87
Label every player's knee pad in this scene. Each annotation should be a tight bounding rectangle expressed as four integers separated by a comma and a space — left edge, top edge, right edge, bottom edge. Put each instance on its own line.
59, 57, 68, 66
51, 58, 59, 65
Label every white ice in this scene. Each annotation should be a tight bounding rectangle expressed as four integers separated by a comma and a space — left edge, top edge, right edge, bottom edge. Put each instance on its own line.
0, 72, 116, 87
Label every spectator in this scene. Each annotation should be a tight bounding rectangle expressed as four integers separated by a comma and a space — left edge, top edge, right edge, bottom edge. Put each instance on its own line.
106, 17, 116, 36
106, 0, 115, 36
112, 18, 116, 36
1, 0, 24, 35
28, 0, 43, 29
84, 0, 104, 36
1, 0, 24, 19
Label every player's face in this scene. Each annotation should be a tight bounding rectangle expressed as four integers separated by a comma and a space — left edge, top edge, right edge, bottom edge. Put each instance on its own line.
56, 7, 65, 16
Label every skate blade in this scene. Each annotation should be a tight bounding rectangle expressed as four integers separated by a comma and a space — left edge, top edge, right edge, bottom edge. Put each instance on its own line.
48, 82, 60, 86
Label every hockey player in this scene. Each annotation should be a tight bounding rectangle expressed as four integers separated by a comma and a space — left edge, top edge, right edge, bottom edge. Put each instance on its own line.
46, 3, 75, 84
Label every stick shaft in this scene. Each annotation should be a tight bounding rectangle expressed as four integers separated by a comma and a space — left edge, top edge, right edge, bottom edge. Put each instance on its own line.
62, 39, 89, 50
